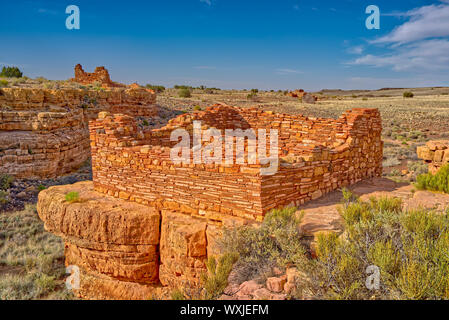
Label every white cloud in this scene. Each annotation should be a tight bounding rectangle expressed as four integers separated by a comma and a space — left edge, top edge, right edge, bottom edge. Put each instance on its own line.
348, 1, 449, 73
351, 39, 449, 72
347, 46, 364, 55
275, 68, 303, 75
372, 2, 449, 45
200, 0, 211, 6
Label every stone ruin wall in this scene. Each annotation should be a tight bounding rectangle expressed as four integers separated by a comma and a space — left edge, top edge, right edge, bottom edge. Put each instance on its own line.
71, 64, 124, 88
90, 105, 383, 221
0, 87, 158, 178
417, 140, 449, 174
37, 105, 382, 299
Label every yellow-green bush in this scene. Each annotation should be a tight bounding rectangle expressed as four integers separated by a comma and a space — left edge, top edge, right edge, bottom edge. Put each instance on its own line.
307, 191, 449, 300
201, 252, 239, 299
218, 190, 449, 300
178, 88, 191, 98
218, 206, 307, 283
416, 164, 449, 193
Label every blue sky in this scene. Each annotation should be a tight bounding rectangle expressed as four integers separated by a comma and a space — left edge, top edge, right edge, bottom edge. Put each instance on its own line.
1, 0, 448, 90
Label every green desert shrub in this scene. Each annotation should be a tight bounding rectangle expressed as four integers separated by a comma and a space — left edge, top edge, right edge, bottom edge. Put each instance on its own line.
174, 85, 192, 90
403, 91, 414, 98
170, 289, 186, 300
145, 84, 165, 93
0, 190, 8, 204
247, 92, 257, 100
416, 164, 449, 193
0, 66, 23, 78
65, 192, 80, 203
305, 192, 449, 300
218, 206, 307, 283
219, 189, 449, 300
178, 88, 191, 98
0, 79, 8, 87
201, 252, 239, 299
0, 174, 14, 191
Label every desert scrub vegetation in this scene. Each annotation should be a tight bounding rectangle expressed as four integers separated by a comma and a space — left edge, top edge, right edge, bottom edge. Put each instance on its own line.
145, 84, 165, 93
218, 207, 308, 284
178, 88, 191, 98
407, 161, 428, 181
65, 191, 80, 203
218, 191, 449, 300
416, 164, 449, 193
301, 192, 449, 300
403, 91, 414, 98
201, 252, 239, 299
0, 174, 14, 205
0, 205, 73, 299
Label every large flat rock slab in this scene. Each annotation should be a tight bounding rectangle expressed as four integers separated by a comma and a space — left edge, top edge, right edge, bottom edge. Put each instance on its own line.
37, 181, 160, 245
37, 181, 161, 289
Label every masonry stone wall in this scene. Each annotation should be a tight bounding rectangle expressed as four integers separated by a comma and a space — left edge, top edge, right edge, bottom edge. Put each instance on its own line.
72, 64, 124, 88
37, 104, 383, 299
0, 87, 158, 178
417, 140, 449, 174
90, 105, 383, 221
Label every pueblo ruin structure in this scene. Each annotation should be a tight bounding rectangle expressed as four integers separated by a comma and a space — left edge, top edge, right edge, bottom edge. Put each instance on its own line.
287, 89, 317, 103
417, 140, 449, 174
37, 105, 383, 299
0, 87, 158, 178
71, 64, 125, 88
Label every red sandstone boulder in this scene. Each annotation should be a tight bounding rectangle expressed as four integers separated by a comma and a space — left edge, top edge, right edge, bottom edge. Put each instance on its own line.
266, 276, 287, 293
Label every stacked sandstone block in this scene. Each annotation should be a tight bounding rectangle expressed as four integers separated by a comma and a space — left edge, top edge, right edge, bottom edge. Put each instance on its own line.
37, 181, 251, 299
417, 140, 449, 174
0, 87, 158, 178
90, 105, 383, 221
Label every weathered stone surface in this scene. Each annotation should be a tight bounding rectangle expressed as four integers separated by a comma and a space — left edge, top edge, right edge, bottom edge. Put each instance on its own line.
266, 276, 286, 293
159, 210, 207, 289
0, 87, 159, 178
37, 181, 161, 296
417, 140, 449, 174
74, 270, 169, 300
37, 181, 160, 245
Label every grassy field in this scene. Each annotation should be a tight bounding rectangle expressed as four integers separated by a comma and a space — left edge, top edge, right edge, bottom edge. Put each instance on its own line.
0, 204, 73, 300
